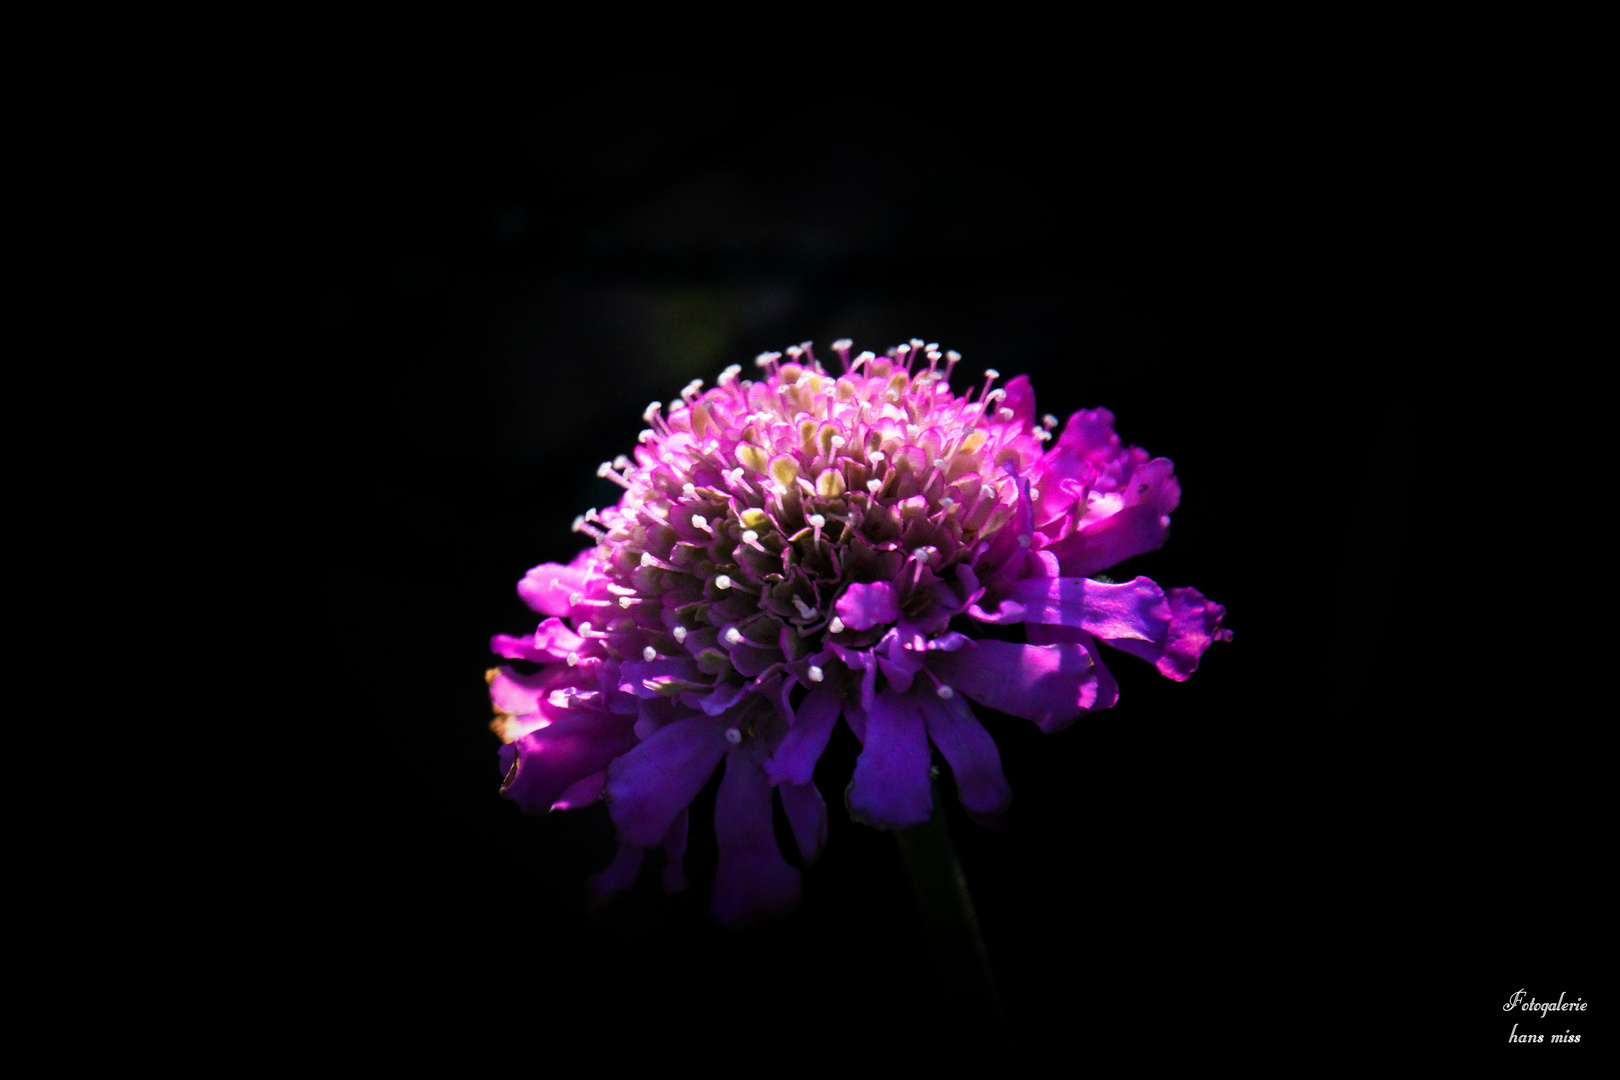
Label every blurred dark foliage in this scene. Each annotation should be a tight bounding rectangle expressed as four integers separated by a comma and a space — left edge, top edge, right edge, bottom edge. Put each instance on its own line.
296, 78, 1592, 1063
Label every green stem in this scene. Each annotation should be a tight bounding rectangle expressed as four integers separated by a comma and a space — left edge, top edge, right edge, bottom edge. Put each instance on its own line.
894, 779, 1007, 1041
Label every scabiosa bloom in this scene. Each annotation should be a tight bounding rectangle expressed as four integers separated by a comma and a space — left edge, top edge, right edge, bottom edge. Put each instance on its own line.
488, 339, 1230, 924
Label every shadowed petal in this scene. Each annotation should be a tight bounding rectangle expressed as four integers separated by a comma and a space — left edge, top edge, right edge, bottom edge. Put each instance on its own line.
847, 691, 934, 829
779, 780, 828, 865
604, 713, 728, 847
764, 681, 842, 787
920, 690, 1013, 826
712, 744, 801, 924
835, 581, 901, 630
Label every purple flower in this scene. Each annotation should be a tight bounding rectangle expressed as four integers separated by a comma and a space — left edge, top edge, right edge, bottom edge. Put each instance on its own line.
488, 340, 1230, 923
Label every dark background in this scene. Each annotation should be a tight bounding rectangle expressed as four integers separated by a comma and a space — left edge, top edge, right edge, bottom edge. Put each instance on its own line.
303, 80, 1593, 1063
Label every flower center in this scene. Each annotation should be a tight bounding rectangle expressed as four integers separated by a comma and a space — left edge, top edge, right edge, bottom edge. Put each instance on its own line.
576, 341, 1050, 676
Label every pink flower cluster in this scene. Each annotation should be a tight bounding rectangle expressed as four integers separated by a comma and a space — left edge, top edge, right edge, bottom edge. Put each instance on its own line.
488, 340, 1229, 923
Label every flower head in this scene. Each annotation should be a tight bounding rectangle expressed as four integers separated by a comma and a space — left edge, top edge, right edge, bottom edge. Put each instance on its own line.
489, 339, 1230, 923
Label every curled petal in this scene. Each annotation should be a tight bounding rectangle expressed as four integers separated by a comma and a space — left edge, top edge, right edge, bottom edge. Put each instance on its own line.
1003, 574, 1170, 641
1099, 585, 1231, 681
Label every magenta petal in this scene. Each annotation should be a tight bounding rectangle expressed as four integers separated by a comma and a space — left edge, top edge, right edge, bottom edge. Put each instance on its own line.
604, 712, 728, 847
926, 639, 1098, 733
1102, 585, 1231, 681
846, 691, 934, 829
516, 557, 593, 616
500, 708, 640, 813
764, 681, 842, 787
1048, 458, 1181, 576
1025, 623, 1120, 713
490, 633, 557, 664
920, 691, 1013, 826
711, 744, 801, 925
779, 780, 827, 866
834, 581, 901, 630
1004, 574, 1171, 642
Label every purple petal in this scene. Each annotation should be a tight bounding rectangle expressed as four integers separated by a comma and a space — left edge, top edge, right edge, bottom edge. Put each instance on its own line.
587, 844, 643, 901
764, 681, 842, 787
604, 712, 729, 847
663, 809, 689, 893
846, 691, 934, 829
500, 708, 640, 813
711, 743, 801, 925
925, 639, 1099, 733
1100, 585, 1231, 681
779, 780, 827, 866
834, 581, 901, 630
1003, 574, 1171, 641
920, 691, 1013, 826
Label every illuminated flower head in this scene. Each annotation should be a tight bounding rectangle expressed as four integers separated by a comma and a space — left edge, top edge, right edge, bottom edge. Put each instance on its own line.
488, 339, 1230, 923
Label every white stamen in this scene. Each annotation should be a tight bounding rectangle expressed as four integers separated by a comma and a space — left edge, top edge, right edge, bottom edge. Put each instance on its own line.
725, 627, 745, 645
719, 364, 742, 384
998, 407, 1015, 421
936, 684, 954, 699
807, 665, 824, 683
618, 596, 636, 608
715, 574, 732, 590
682, 482, 696, 496
672, 625, 688, 643
983, 368, 1000, 380
642, 646, 657, 662
831, 339, 853, 351
933, 458, 948, 469
577, 622, 592, 635
638, 429, 655, 443
640, 552, 657, 567
643, 402, 662, 423
830, 435, 846, 450
866, 479, 883, 493
807, 514, 825, 528
691, 515, 711, 532
869, 450, 885, 463
1042, 414, 1059, 429
829, 616, 845, 635
725, 727, 743, 744
566, 652, 579, 667
792, 596, 816, 619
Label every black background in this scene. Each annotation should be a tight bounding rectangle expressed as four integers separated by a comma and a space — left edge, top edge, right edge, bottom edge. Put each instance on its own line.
301, 75, 1598, 1065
